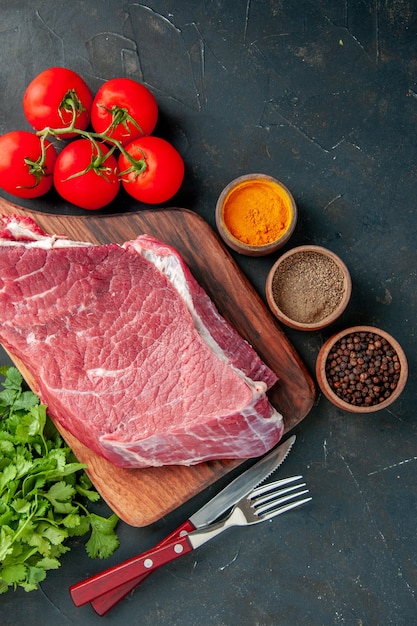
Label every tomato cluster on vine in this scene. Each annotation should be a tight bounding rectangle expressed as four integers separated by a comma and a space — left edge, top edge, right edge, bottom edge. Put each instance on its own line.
0, 67, 185, 210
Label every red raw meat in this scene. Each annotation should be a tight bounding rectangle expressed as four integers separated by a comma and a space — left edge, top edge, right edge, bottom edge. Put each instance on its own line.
0, 214, 284, 468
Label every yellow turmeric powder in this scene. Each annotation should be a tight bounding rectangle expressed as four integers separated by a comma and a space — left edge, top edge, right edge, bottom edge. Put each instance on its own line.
223, 179, 292, 246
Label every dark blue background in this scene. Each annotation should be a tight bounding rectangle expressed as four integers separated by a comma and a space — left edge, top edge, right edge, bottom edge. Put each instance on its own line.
1, 2, 416, 624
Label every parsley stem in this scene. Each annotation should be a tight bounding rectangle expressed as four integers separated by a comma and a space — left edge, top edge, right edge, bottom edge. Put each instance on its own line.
8, 496, 38, 546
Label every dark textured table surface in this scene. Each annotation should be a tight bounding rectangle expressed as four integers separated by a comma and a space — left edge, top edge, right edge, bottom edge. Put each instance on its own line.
1, 2, 416, 625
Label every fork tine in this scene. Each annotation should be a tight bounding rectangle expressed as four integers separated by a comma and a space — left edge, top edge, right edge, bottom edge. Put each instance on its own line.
250, 475, 303, 498
258, 495, 312, 522
250, 482, 306, 507
254, 487, 310, 517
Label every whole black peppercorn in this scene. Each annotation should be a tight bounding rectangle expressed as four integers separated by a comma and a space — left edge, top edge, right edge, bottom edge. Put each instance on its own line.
324, 330, 401, 407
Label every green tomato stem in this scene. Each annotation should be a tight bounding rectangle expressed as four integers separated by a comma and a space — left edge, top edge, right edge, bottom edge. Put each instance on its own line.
19, 134, 54, 190
36, 99, 147, 180
98, 104, 144, 138
59, 89, 86, 127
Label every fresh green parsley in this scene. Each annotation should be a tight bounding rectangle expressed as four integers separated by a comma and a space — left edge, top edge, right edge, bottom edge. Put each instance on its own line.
0, 366, 119, 593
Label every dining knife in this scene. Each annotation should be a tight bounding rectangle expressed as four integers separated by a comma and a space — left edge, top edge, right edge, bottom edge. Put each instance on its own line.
74, 474, 309, 612
71, 434, 296, 612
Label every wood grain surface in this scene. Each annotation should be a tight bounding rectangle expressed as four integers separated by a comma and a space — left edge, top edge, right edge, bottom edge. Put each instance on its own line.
0, 197, 315, 526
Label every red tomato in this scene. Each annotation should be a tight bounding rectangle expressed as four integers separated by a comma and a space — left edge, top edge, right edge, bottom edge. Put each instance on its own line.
53, 139, 120, 210
0, 131, 57, 198
23, 67, 93, 136
118, 137, 184, 204
91, 78, 158, 146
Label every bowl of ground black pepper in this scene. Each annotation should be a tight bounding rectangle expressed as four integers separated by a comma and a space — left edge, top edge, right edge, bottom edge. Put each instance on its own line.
316, 326, 408, 413
215, 174, 297, 256
266, 245, 352, 330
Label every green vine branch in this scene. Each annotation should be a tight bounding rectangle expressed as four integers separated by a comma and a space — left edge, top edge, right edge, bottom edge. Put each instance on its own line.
34, 91, 147, 182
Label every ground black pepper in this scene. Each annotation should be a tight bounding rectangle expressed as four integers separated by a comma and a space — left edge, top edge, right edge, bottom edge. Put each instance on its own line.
271, 251, 345, 324
325, 330, 401, 406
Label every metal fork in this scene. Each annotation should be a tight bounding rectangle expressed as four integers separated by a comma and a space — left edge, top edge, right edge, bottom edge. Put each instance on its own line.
70, 477, 311, 608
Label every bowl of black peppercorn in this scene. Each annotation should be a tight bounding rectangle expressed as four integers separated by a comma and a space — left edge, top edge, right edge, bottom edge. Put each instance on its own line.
316, 326, 408, 413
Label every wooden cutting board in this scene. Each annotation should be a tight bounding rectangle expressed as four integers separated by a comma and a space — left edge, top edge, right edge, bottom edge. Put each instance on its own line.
0, 197, 315, 526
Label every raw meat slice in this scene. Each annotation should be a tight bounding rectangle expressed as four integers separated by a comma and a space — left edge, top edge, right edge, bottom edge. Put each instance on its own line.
0, 214, 284, 468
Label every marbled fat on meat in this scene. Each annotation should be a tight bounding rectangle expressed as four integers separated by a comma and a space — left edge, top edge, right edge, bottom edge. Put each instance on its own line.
0, 214, 284, 468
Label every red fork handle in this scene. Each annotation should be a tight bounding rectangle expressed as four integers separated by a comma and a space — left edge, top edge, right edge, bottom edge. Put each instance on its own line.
70, 520, 195, 610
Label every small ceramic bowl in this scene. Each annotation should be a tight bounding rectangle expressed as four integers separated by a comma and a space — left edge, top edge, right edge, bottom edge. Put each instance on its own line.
215, 173, 297, 256
266, 245, 352, 331
315, 325, 408, 413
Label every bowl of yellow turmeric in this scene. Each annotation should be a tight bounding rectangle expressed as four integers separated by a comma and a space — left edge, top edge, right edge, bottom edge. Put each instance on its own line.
215, 174, 297, 256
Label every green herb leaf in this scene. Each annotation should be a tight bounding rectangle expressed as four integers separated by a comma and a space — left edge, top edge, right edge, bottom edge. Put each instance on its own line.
0, 367, 120, 593
85, 513, 120, 559
1, 563, 27, 584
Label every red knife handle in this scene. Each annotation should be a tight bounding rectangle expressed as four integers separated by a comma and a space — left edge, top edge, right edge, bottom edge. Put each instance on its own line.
70, 535, 193, 607
70, 520, 195, 610
90, 519, 195, 615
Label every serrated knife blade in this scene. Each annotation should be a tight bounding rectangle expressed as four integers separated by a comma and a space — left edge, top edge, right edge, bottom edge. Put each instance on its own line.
190, 434, 296, 527
78, 435, 296, 614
